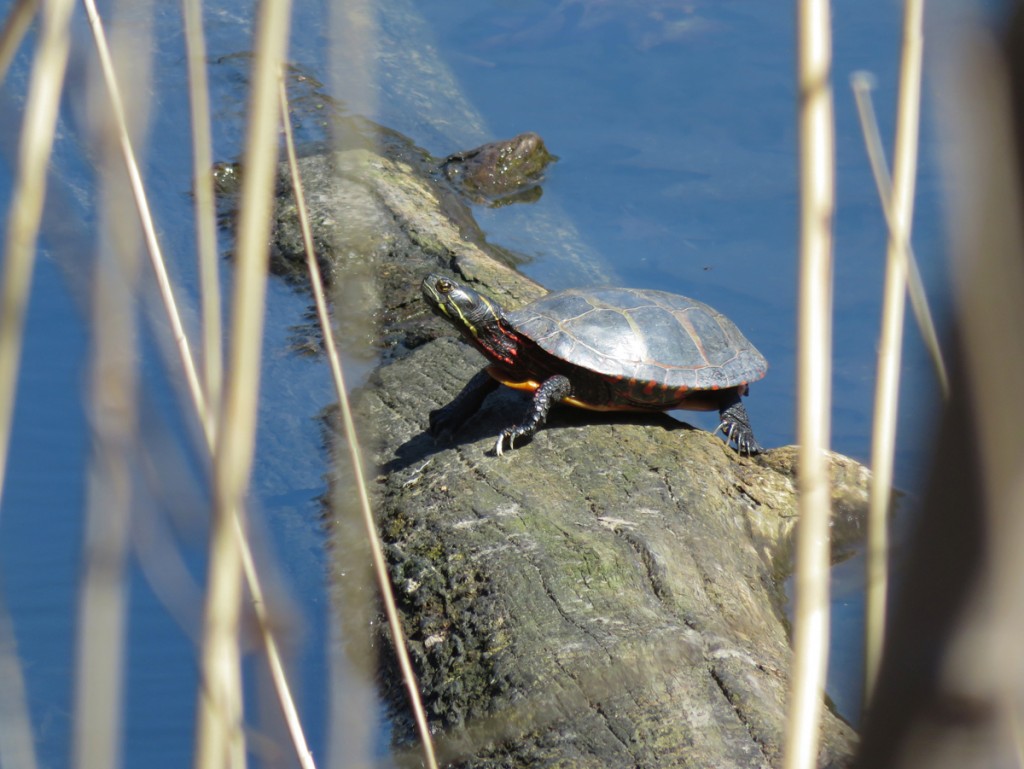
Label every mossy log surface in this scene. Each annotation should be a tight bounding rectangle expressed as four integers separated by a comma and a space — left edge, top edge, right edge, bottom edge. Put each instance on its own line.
362, 339, 864, 769
261, 134, 866, 768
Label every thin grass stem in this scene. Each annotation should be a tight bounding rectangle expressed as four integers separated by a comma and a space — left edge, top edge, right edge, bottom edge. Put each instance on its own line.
851, 72, 948, 397
0, 592, 39, 769
0, 2, 76, 765
81, 0, 208, 425
181, 0, 224, 442
195, 0, 294, 764
231, 512, 317, 769
77, 1, 239, 760
73, 197, 139, 769
278, 74, 440, 769
854, 0, 927, 709
0, 0, 37, 85
79, 3, 314, 765
0, 0, 75, 524
784, 0, 835, 768
193, 500, 246, 769
1005, 689, 1024, 769
72, 9, 155, 767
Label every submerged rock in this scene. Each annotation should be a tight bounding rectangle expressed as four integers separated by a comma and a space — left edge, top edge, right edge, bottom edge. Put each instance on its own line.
441, 132, 557, 207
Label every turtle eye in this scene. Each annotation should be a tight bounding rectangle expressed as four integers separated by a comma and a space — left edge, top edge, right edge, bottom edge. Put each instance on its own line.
436, 278, 454, 294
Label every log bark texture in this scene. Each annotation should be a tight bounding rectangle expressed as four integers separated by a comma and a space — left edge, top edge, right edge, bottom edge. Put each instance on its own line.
256, 133, 866, 768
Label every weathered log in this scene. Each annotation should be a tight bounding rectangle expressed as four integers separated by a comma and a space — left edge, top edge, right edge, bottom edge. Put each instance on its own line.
357, 336, 865, 769
254, 129, 867, 768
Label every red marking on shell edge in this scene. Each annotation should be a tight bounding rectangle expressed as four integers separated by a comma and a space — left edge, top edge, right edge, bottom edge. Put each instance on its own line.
486, 348, 514, 366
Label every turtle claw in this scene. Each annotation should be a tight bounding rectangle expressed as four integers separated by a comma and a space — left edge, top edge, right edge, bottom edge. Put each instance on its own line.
716, 399, 764, 456
494, 427, 520, 456
493, 375, 571, 457
716, 420, 762, 456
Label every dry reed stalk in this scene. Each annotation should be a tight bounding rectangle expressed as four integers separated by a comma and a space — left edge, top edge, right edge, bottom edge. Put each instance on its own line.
0, 0, 36, 84
73, 182, 140, 769
851, 74, 947, 397
278, 75, 440, 769
72, 6, 154, 767
181, 0, 223, 441
231, 516, 317, 769
77, 3, 231, 762
1010, 699, 1024, 769
856, 0, 926, 708
322, 5, 392, 763
193, 498, 246, 769
784, 0, 835, 768
0, 2, 75, 766
0, 592, 38, 769
194, 0, 293, 764
81, 2, 316, 763
81, 0, 207, 423
0, 0, 74, 516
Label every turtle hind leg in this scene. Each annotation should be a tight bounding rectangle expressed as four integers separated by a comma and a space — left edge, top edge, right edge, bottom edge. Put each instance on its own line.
430, 369, 499, 442
495, 375, 572, 456
716, 389, 763, 456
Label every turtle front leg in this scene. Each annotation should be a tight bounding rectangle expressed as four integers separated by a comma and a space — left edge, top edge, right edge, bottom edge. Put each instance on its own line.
716, 388, 763, 456
495, 375, 572, 456
430, 369, 500, 442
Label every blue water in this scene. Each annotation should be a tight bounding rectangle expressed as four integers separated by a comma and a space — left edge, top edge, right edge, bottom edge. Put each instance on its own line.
0, 0, 961, 765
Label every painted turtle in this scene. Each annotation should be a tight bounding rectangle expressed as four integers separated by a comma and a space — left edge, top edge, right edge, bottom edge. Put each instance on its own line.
422, 274, 768, 455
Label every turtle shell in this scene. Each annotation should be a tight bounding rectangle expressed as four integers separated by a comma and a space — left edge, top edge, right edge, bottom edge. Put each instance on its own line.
506, 287, 767, 393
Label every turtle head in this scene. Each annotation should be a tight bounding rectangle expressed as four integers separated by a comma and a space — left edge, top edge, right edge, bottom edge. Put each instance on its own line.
422, 274, 517, 363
